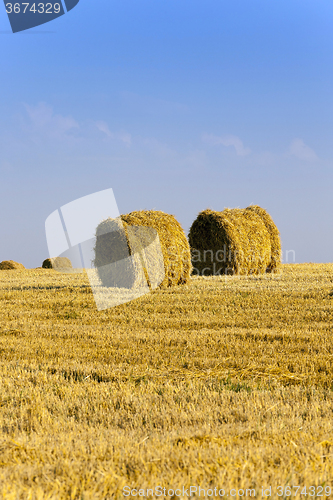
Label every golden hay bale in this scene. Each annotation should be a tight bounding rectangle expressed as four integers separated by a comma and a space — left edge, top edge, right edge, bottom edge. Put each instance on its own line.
188, 208, 271, 276
245, 205, 281, 272
42, 257, 73, 271
0, 260, 25, 270
93, 210, 192, 289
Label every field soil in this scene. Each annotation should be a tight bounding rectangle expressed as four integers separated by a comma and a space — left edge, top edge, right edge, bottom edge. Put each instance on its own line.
0, 264, 333, 499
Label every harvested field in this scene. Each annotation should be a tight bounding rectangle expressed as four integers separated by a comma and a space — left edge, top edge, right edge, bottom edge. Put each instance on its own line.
0, 264, 332, 498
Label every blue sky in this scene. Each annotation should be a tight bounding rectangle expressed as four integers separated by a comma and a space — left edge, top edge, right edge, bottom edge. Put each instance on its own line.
1, 0, 332, 267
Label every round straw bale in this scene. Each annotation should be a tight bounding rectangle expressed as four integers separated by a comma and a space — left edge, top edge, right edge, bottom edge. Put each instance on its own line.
93, 217, 146, 289
0, 260, 25, 270
93, 210, 191, 289
42, 257, 73, 271
188, 208, 271, 276
245, 205, 281, 272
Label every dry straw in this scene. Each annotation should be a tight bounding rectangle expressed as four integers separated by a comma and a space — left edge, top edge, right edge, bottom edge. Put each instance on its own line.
0, 260, 25, 270
42, 257, 73, 271
245, 204, 281, 272
94, 210, 192, 289
188, 207, 274, 276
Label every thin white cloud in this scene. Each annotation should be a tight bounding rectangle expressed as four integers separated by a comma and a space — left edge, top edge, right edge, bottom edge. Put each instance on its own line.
24, 102, 79, 139
95, 121, 114, 139
182, 149, 207, 171
141, 137, 176, 157
202, 133, 251, 156
118, 132, 132, 147
95, 121, 131, 146
289, 138, 318, 162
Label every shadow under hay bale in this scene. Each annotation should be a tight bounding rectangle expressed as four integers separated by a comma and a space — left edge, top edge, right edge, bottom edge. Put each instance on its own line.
93, 210, 192, 289
42, 257, 73, 272
188, 208, 272, 276
0, 260, 25, 270
245, 205, 281, 273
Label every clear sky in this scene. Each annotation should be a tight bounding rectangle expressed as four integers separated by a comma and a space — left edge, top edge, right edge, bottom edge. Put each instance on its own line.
1, 0, 332, 268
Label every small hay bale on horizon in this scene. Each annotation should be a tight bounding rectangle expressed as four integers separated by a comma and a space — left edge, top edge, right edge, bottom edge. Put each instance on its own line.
0, 260, 25, 270
188, 208, 272, 276
245, 204, 281, 272
42, 257, 73, 272
93, 210, 192, 289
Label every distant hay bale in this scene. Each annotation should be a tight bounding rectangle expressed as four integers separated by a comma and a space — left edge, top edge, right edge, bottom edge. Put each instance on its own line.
0, 260, 25, 270
93, 210, 191, 289
245, 205, 281, 272
188, 208, 271, 276
42, 257, 73, 272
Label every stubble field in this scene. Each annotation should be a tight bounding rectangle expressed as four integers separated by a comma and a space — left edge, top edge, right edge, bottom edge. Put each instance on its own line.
0, 263, 333, 499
